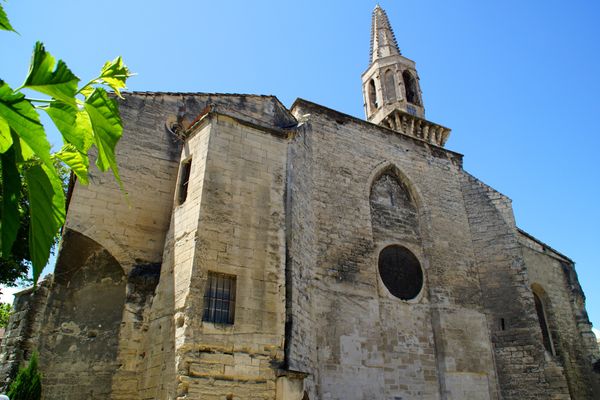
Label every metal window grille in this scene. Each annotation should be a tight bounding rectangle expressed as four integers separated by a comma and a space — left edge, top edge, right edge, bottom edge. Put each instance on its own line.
202, 272, 236, 324
178, 158, 192, 205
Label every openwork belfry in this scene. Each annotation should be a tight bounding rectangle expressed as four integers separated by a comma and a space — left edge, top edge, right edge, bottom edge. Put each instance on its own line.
1, 5, 598, 400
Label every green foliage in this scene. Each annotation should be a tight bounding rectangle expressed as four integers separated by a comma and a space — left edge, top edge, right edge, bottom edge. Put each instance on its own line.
0, 4, 132, 284
98, 57, 130, 98
24, 165, 65, 273
0, 3, 15, 33
54, 144, 89, 184
0, 161, 67, 288
0, 302, 10, 328
7, 352, 42, 400
23, 42, 79, 106
1, 145, 20, 255
0, 82, 53, 172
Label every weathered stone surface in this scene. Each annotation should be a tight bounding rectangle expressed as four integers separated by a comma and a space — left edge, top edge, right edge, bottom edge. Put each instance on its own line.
0, 6, 597, 400
1, 96, 596, 399
39, 230, 126, 400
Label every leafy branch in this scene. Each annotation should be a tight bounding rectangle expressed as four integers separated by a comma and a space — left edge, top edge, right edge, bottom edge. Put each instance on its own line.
0, 2, 133, 284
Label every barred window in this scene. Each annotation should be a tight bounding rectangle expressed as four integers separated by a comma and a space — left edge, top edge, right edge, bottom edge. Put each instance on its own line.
202, 272, 236, 324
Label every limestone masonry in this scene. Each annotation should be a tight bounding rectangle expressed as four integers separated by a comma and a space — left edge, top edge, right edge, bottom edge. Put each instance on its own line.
1, 5, 599, 400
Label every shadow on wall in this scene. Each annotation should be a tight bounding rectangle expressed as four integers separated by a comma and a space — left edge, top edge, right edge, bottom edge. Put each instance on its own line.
37, 229, 126, 400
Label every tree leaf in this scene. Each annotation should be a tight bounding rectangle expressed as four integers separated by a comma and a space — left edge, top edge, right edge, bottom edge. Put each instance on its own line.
24, 164, 65, 284
98, 57, 131, 98
75, 107, 94, 151
17, 138, 34, 162
79, 85, 94, 99
84, 88, 123, 186
1, 145, 21, 257
0, 116, 12, 153
44, 102, 92, 152
23, 42, 79, 106
0, 80, 54, 170
0, 3, 16, 33
54, 144, 89, 184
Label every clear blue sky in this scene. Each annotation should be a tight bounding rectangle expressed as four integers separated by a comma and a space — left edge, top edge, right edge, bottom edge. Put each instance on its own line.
1, 1, 599, 330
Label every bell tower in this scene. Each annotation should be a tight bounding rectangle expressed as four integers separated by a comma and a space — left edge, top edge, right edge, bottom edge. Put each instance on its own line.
362, 5, 425, 122
362, 5, 450, 147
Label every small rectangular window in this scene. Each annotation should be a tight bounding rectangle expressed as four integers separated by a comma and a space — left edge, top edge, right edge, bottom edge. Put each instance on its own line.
202, 272, 236, 325
178, 158, 192, 205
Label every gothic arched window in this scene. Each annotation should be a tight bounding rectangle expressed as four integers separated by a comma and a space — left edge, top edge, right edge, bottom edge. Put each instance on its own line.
402, 70, 419, 105
383, 69, 396, 103
368, 79, 378, 110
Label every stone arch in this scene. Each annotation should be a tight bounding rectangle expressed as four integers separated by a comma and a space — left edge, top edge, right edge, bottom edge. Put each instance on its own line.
368, 162, 422, 246
531, 283, 556, 356
366, 161, 423, 210
383, 69, 396, 103
368, 78, 378, 111
402, 70, 420, 106
39, 228, 127, 400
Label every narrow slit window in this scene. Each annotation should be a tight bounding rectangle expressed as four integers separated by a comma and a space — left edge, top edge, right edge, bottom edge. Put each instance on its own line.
369, 79, 378, 110
203, 272, 236, 325
533, 291, 554, 354
178, 158, 192, 205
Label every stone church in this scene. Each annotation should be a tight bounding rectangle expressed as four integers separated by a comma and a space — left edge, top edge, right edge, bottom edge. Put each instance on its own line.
1, 5, 599, 400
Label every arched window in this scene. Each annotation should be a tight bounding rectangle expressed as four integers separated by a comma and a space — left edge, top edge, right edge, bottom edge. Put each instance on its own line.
383, 69, 396, 103
369, 167, 421, 246
402, 70, 419, 105
532, 290, 554, 354
368, 79, 378, 110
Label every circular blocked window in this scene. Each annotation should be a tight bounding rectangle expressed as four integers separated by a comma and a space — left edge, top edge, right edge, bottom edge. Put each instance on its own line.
378, 245, 423, 300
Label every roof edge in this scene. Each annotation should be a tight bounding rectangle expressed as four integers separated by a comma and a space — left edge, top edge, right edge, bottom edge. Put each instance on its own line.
186, 105, 296, 140
122, 90, 276, 98
122, 91, 297, 130
517, 228, 574, 264
290, 97, 462, 158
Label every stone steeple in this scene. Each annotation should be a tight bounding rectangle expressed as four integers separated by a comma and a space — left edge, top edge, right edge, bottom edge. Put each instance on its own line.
370, 5, 401, 63
362, 5, 450, 147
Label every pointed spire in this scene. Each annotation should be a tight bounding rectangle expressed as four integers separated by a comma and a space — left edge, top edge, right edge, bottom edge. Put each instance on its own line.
370, 5, 401, 64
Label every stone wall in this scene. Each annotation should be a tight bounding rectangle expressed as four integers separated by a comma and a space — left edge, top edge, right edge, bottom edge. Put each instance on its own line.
165, 113, 290, 399
2, 92, 596, 400
520, 232, 599, 399
137, 119, 213, 399
289, 99, 499, 400
37, 230, 126, 399
461, 172, 571, 399
0, 278, 52, 391
60, 93, 295, 399
284, 120, 318, 396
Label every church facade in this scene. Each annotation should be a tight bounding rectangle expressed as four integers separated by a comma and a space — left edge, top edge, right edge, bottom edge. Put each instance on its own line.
1, 5, 599, 400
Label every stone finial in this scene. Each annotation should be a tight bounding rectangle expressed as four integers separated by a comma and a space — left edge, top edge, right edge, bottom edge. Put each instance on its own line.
370, 5, 401, 64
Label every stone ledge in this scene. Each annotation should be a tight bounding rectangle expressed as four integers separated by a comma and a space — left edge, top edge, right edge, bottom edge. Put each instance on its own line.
380, 109, 451, 147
